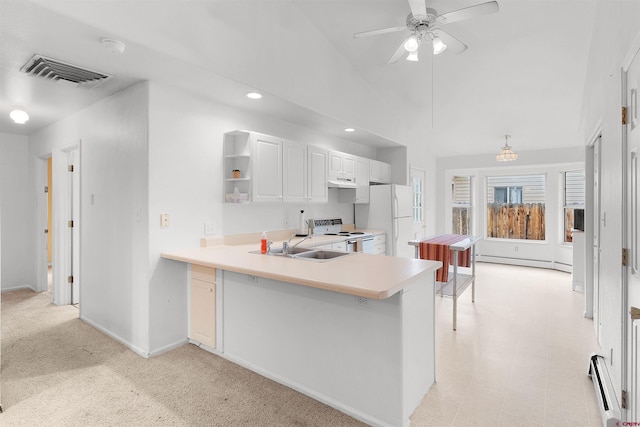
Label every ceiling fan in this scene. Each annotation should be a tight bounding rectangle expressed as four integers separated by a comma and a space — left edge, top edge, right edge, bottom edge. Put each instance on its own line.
354, 0, 499, 63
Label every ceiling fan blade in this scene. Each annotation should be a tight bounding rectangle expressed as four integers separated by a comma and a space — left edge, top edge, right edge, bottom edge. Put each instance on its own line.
387, 41, 408, 64
437, 1, 499, 25
407, 0, 427, 17
354, 26, 407, 38
433, 29, 468, 54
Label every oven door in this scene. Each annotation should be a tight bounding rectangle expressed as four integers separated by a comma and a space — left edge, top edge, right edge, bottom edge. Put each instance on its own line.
361, 237, 374, 254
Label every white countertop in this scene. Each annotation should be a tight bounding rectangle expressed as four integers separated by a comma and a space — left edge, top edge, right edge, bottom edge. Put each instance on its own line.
162, 239, 441, 300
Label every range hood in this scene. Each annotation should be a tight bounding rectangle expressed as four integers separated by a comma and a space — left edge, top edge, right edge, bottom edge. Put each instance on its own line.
328, 178, 358, 189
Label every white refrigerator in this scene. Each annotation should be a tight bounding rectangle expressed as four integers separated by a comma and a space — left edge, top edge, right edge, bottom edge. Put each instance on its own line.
355, 184, 414, 258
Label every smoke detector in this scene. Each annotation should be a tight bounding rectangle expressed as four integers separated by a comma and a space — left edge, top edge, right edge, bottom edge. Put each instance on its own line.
101, 38, 126, 54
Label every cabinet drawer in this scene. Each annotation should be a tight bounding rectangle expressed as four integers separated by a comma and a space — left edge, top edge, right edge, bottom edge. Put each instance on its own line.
373, 244, 386, 255
373, 234, 386, 245
192, 264, 216, 283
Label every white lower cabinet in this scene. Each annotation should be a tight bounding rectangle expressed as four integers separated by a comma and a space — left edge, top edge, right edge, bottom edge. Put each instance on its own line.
190, 265, 216, 348
372, 233, 386, 255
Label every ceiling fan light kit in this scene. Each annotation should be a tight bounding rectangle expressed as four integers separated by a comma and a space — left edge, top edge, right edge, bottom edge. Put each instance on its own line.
353, 0, 498, 63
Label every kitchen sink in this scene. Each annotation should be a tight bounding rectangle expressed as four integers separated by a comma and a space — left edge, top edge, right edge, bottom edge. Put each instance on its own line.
249, 246, 313, 256
249, 247, 350, 261
292, 250, 351, 261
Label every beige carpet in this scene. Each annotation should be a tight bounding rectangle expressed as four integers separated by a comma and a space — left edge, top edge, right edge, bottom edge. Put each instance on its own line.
0, 289, 366, 426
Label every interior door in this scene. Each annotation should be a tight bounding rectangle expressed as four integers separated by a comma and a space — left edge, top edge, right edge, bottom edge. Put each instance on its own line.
68, 150, 80, 305
594, 135, 602, 340
627, 45, 640, 420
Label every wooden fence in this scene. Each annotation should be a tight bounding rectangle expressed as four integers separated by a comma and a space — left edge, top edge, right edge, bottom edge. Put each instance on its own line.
452, 207, 470, 235
487, 203, 545, 240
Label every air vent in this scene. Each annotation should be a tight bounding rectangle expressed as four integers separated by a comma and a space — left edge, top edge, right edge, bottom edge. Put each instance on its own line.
20, 54, 111, 89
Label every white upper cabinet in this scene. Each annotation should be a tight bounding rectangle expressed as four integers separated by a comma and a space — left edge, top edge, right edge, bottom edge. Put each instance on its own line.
283, 140, 307, 203
223, 131, 252, 203
224, 130, 387, 205
355, 157, 370, 204
307, 145, 328, 203
252, 133, 283, 203
370, 159, 392, 184
328, 150, 356, 182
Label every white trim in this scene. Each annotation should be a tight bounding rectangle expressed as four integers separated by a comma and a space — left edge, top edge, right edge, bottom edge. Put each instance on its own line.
80, 315, 150, 358
1, 285, 37, 293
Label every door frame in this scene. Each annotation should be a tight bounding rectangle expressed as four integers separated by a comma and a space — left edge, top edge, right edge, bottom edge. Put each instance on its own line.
36, 154, 51, 293
623, 33, 640, 422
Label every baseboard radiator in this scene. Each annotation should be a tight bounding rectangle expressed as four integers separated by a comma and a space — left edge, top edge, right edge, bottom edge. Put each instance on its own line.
588, 354, 621, 426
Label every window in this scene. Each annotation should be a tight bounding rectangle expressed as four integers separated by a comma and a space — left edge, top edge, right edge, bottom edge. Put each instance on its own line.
494, 186, 522, 204
563, 170, 585, 243
452, 176, 472, 235
486, 174, 546, 240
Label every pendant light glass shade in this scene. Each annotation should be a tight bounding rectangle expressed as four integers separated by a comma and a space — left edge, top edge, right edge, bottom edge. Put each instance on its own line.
432, 37, 447, 55
496, 135, 518, 161
403, 35, 419, 52
406, 50, 419, 61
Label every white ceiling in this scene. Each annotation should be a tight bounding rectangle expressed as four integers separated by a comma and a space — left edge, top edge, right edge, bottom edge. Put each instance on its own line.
0, 0, 597, 157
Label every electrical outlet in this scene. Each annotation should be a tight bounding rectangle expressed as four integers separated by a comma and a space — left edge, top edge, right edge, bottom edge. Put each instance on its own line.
204, 222, 216, 235
356, 297, 369, 306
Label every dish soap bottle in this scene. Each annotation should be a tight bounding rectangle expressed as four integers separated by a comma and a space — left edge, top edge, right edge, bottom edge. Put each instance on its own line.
261, 231, 268, 254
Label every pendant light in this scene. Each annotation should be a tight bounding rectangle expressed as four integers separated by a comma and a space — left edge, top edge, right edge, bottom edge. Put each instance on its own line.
496, 135, 518, 162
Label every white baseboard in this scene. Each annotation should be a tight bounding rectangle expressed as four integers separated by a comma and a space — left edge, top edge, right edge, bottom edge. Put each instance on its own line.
1, 284, 37, 293
477, 256, 572, 273
80, 315, 150, 358
148, 339, 188, 358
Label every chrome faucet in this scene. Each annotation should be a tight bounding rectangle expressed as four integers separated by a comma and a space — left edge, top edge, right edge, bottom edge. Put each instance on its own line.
282, 234, 312, 256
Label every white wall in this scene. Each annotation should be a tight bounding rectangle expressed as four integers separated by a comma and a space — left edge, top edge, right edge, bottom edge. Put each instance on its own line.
435, 147, 584, 269
29, 82, 151, 355
0, 132, 32, 290
581, 0, 640, 408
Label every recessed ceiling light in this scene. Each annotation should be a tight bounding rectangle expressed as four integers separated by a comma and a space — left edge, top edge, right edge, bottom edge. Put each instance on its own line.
344, 128, 355, 132
246, 92, 262, 99
9, 108, 29, 124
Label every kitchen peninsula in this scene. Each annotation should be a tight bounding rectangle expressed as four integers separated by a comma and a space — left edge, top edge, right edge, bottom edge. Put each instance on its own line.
162, 234, 441, 427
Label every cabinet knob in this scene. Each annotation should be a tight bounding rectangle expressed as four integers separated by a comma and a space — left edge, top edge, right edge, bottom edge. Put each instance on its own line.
209, 288, 213, 292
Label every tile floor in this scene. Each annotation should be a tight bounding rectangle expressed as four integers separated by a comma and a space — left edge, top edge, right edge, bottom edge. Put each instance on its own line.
410, 262, 602, 427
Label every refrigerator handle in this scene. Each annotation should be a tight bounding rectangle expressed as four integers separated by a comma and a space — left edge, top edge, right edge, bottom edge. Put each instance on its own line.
394, 218, 399, 246
393, 192, 399, 219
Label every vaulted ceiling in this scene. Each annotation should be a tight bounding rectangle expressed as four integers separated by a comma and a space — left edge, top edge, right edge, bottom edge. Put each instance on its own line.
1, 0, 596, 157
